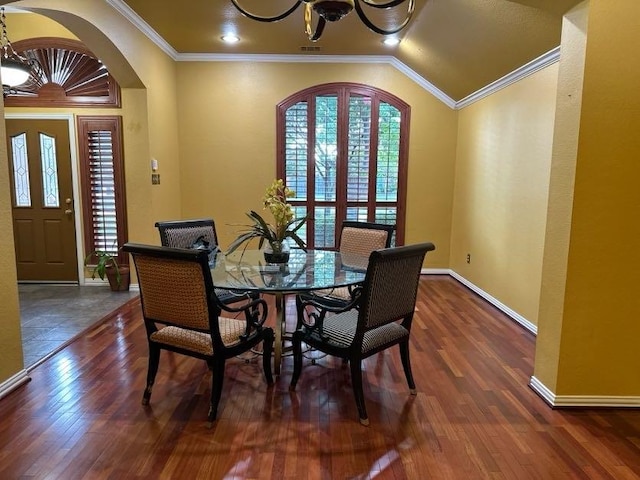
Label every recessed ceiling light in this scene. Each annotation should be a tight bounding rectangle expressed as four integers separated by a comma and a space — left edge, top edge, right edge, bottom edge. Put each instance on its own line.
221, 34, 240, 44
383, 37, 400, 46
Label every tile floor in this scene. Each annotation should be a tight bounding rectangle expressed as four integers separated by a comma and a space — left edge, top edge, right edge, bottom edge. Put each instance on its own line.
18, 284, 139, 369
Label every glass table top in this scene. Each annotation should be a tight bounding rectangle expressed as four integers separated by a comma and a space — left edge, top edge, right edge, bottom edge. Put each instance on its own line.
210, 249, 368, 293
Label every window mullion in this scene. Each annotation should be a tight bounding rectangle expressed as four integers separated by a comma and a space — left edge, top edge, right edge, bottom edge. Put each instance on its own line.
335, 87, 349, 233
307, 94, 317, 248
368, 96, 380, 222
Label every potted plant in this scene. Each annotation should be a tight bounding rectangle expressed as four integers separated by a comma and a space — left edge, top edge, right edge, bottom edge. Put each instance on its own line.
84, 249, 130, 291
227, 179, 308, 263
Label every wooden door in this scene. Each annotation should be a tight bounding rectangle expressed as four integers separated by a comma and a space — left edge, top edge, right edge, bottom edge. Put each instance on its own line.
6, 119, 78, 282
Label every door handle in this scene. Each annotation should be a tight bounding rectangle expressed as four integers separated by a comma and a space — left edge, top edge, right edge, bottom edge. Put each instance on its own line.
65, 209, 73, 215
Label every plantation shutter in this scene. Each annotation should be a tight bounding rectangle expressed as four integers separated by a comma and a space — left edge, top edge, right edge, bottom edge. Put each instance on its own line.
78, 116, 128, 264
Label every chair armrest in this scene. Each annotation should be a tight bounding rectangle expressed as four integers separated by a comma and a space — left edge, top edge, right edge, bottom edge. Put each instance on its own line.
296, 286, 363, 339
214, 294, 269, 340
299, 285, 363, 314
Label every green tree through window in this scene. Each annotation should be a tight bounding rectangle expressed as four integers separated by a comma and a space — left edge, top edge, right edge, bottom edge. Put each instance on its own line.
277, 83, 410, 249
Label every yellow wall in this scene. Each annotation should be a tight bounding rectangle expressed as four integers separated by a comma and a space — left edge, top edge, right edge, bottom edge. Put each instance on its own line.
175, 62, 458, 267
0, 11, 80, 383
3, 0, 637, 401
12, 0, 183, 246
452, 64, 559, 325
0, 97, 23, 382
0, 2, 181, 383
536, 0, 640, 396
534, 1, 588, 394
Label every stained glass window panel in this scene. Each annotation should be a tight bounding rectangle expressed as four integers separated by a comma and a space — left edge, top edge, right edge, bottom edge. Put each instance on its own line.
40, 133, 60, 207
11, 133, 31, 207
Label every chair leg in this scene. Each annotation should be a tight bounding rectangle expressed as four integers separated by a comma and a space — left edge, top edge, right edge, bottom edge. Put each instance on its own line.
142, 343, 160, 405
208, 357, 226, 424
294, 295, 305, 331
399, 340, 417, 395
289, 331, 303, 391
262, 328, 274, 384
349, 358, 369, 426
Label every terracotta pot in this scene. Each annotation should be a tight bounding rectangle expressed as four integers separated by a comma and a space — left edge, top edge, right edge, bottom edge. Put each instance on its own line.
106, 265, 130, 292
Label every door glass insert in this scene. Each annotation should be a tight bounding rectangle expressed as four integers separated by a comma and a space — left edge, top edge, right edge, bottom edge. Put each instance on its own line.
11, 133, 31, 207
40, 133, 60, 207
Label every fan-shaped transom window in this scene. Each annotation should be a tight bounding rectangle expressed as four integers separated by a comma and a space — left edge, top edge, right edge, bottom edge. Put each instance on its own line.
4, 37, 120, 107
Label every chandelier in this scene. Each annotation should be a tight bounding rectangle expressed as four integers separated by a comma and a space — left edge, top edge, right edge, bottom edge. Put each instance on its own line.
1, 8, 42, 96
230, 0, 416, 42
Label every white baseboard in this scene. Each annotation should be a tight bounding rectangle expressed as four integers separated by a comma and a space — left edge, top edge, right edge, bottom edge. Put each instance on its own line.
530, 376, 640, 407
447, 270, 537, 335
0, 369, 31, 400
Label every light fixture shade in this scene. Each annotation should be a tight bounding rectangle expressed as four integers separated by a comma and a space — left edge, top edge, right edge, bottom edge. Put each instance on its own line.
313, 0, 355, 22
1, 57, 31, 87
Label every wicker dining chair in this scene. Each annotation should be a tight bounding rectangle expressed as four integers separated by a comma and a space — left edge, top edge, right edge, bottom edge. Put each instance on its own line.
155, 218, 220, 251
155, 218, 258, 306
290, 242, 435, 425
122, 243, 274, 425
296, 221, 395, 313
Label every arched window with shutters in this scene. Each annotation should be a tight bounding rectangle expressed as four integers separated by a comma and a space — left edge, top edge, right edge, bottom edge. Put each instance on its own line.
277, 82, 410, 250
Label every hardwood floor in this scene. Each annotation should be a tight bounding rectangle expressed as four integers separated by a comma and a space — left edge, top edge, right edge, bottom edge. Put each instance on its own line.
0, 275, 638, 479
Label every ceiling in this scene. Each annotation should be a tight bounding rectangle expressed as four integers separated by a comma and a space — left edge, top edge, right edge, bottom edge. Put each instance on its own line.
119, 0, 583, 102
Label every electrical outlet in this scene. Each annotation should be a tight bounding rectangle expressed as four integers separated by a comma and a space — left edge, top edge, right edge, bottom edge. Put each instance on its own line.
466, 253, 471, 264
151, 173, 160, 185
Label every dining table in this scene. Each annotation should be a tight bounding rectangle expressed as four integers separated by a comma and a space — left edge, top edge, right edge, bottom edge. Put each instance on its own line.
210, 248, 368, 375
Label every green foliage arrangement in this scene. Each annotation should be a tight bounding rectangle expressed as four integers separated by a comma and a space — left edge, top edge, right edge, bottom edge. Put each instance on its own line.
227, 179, 308, 256
84, 249, 123, 286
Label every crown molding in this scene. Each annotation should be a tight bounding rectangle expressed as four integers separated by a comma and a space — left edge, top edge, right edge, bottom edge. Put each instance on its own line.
107, 0, 556, 110
455, 47, 560, 109
107, 0, 455, 107
176, 52, 457, 108
106, 0, 177, 60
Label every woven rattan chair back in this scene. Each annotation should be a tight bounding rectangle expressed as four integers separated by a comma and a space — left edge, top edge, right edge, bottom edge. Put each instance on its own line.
122, 243, 274, 425
290, 242, 435, 425
155, 218, 218, 249
133, 254, 212, 332
338, 221, 394, 257
358, 243, 434, 331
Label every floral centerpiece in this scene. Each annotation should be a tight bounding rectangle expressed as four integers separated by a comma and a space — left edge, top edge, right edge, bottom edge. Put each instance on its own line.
227, 179, 307, 263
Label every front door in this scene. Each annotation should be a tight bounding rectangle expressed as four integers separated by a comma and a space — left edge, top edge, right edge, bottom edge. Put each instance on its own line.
6, 119, 78, 282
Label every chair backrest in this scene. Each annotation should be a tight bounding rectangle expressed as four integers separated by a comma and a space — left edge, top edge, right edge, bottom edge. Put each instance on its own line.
122, 243, 224, 344
357, 242, 435, 333
155, 218, 219, 250
339, 221, 395, 257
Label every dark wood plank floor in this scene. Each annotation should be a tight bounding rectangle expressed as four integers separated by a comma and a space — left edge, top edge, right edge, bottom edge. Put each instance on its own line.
0, 275, 638, 479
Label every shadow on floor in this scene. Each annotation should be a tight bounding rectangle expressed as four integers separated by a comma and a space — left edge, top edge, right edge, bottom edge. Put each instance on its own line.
18, 284, 139, 369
